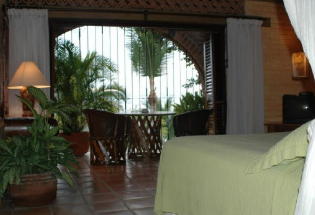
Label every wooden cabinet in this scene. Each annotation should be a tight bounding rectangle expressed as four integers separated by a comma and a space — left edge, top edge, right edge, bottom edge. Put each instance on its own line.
3, 117, 57, 137
265, 122, 301, 133
4, 117, 34, 137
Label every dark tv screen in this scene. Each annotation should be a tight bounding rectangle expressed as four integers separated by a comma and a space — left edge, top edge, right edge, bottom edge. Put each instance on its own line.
283, 93, 315, 124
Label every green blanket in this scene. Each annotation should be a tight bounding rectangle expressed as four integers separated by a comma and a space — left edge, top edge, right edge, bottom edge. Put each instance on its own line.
154, 133, 304, 215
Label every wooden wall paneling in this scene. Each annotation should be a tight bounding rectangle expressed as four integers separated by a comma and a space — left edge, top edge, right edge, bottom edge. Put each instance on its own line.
245, 0, 315, 122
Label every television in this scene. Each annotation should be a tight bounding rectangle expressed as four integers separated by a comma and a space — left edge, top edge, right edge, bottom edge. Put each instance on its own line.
283, 92, 315, 124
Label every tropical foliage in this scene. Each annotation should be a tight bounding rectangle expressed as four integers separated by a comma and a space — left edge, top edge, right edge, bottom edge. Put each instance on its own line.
0, 87, 77, 197
173, 91, 205, 114
154, 98, 174, 140
55, 40, 126, 134
182, 77, 201, 89
128, 28, 174, 110
153, 98, 172, 112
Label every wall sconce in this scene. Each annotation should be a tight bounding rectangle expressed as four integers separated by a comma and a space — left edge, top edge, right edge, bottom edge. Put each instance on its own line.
8, 61, 50, 117
292, 52, 310, 79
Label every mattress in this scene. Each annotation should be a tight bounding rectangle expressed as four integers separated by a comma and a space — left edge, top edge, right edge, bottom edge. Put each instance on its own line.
154, 133, 304, 215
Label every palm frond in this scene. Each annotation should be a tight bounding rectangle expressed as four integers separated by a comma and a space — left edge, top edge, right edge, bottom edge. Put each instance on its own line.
127, 27, 173, 78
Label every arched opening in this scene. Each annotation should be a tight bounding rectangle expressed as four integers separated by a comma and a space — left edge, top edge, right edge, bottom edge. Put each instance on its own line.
46, 6, 228, 133
56, 26, 202, 113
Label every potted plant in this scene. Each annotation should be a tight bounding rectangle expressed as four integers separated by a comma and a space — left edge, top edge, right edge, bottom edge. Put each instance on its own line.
0, 86, 76, 206
55, 40, 125, 156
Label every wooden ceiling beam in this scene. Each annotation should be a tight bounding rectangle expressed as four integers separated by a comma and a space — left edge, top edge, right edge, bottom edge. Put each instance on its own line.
246, 0, 283, 3
49, 9, 270, 29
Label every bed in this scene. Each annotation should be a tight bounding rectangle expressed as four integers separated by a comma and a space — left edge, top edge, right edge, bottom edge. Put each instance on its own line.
154, 130, 307, 215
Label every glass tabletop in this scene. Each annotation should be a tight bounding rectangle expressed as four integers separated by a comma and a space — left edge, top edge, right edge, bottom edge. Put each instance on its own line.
118, 111, 175, 116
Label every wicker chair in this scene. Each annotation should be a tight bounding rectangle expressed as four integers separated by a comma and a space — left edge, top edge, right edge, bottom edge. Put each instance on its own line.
173, 109, 212, 137
83, 109, 129, 165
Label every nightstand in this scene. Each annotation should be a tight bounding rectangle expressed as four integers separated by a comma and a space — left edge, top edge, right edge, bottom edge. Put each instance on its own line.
4, 117, 58, 137
4, 117, 34, 126
265, 122, 301, 133
4, 117, 33, 137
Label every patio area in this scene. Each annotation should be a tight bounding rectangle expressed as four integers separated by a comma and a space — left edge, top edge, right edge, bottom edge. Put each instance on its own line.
0, 154, 159, 215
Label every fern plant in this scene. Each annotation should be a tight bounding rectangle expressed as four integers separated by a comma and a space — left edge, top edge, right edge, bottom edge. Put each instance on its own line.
0, 86, 77, 197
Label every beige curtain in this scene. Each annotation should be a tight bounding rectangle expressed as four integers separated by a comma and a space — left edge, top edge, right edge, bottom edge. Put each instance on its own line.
226, 18, 264, 134
8, 9, 50, 116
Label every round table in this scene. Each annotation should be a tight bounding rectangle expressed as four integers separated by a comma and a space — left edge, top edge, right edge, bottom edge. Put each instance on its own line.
119, 111, 175, 159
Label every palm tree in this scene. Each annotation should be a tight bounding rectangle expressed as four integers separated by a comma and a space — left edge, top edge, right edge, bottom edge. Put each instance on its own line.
55, 40, 125, 133
128, 28, 174, 110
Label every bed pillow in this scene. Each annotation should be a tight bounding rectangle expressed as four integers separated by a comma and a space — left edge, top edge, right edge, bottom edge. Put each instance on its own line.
249, 122, 310, 173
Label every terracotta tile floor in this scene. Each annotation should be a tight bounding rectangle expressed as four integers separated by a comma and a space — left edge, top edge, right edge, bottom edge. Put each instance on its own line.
0, 154, 159, 215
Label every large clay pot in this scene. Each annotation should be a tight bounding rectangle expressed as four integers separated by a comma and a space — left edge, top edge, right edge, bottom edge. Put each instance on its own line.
60, 132, 89, 156
9, 172, 57, 207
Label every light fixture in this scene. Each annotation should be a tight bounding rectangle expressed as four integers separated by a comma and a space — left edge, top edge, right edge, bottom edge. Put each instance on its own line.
8, 61, 50, 117
292, 52, 310, 79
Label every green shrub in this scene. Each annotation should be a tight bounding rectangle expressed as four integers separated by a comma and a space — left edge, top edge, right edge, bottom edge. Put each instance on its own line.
173, 91, 205, 114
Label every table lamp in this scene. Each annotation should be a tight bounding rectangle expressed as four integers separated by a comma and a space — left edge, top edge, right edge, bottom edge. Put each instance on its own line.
8, 61, 50, 117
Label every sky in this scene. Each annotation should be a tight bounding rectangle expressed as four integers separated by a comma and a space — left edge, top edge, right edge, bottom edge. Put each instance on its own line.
59, 26, 201, 112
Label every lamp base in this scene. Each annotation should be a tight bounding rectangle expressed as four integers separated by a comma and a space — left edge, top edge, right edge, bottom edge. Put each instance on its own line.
20, 87, 35, 117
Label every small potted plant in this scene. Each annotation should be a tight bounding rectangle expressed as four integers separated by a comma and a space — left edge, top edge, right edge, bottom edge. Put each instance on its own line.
0, 86, 77, 206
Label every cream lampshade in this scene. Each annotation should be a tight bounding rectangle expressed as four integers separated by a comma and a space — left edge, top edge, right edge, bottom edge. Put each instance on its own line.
8, 61, 50, 89
8, 61, 50, 116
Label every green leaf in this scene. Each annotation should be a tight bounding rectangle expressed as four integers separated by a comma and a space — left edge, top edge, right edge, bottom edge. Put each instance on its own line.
0, 143, 12, 154
17, 96, 38, 116
0, 159, 11, 170
55, 39, 125, 132
61, 171, 74, 187
27, 86, 49, 108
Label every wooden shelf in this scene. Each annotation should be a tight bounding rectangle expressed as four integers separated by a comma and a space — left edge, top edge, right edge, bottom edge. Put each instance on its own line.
3, 117, 34, 137
4, 117, 34, 127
